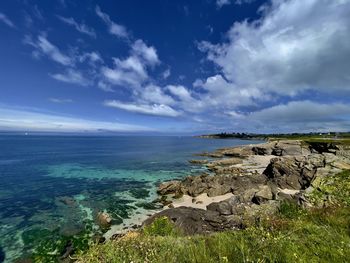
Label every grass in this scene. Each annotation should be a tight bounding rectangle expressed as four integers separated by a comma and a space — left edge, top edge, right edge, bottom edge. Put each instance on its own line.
77, 170, 350, 263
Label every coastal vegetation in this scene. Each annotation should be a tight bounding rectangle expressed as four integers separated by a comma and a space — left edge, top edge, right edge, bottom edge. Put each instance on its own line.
77, 171, 350, 263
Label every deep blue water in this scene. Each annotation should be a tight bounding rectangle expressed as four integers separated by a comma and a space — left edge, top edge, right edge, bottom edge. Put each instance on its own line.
0, 135, 261, 261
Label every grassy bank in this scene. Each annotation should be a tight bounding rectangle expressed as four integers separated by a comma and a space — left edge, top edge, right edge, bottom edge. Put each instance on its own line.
77, 170, 350, 263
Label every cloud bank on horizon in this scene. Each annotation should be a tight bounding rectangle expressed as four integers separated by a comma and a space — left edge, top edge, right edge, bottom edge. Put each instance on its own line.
0, 0, 349, 133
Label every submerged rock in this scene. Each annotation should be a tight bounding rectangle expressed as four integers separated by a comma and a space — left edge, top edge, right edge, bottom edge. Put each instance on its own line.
189, 159, 209, 165
0, 247, 5, 263
58, 196, 76, 206
135, 202, 162, 210
129, 188, 150, 199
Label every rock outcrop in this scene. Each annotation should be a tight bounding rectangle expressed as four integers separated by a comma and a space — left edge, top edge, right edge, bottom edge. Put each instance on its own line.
145, 140, 350, 235
143, 206, 236, 235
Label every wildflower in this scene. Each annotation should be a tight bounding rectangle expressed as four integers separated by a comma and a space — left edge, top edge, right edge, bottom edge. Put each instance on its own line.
221, 256, 228, 263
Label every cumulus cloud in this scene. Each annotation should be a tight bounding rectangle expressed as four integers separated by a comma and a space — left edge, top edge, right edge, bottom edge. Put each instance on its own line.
0, 107, 152, 132
104, 100, 181, 117
50, 69, 91, 86
230, 101, 350, 133
140, 85, 175, 105
102, 40, 160, 88
193, 74, 266, 109
56, 15, 96, 38
0, 12, 15, 28
250, 101, 350, 124
203, 0, 350, 98
95, 5, 128, 39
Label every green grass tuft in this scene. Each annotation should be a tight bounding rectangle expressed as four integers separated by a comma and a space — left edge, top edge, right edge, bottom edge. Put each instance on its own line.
143, 216, 179, 237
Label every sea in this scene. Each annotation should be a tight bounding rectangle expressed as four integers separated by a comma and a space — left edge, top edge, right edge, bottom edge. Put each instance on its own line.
0, 135, 262, 262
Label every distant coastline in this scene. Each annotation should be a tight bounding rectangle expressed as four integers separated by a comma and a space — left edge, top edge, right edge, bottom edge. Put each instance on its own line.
196, 131, 350, 140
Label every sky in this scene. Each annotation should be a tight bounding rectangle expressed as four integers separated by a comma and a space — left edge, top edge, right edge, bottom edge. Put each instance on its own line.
0, 0, 349, 134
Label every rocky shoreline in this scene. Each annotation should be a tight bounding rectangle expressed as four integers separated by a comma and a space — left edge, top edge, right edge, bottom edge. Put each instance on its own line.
140, 139, 350, 235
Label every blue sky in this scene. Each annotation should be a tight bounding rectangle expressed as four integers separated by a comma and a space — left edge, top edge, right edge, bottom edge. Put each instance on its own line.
0, 0, 349, 134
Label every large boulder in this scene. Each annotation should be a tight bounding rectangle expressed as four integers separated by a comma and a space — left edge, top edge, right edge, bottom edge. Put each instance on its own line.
220, 145, 254, 158
97, 212, 112, 228
308, 142, 339, 154
252, 146, 272, 156
230, 174, 267, 195
143, 207, 235, 235
274, 140, 303, 156
157, 180, 181, 195
263, 157, 318, 190
252, 185, 273, 204
206, 196, 242, 215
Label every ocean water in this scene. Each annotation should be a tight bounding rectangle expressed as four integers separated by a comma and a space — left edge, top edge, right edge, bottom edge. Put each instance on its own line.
0, 135, 261, 262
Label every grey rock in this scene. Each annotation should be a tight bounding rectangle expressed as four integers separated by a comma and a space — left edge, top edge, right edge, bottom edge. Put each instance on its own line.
143, 207, 235, 235
263, 157, 317, 190
157, 180, 181, 195
207, 196, 241, 215
252, 185, 273, 204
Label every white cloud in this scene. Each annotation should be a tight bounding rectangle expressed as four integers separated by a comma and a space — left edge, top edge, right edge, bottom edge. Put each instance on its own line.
79, 51, 103, 65
101, 56, 148, 88
33, 5, 44, 21
50, 69, 90, 86
166, 85, 193, 102
104, 100, 181, 117
95, 5, 128, 39
216, 0, 254, 8
216, 0, 231, 8
98, 81, 114, 92
57, 15, 96, 38
102, 40, 161, 88
225, 110, 244, 119
132, 39, 160, 66
250, 101, 350, 123
49, 98, 73, 103
0, 12, 15, 28
25, 34, 73, 66
240, 101, 350, 133
162, 68, 171, 79
203, 0, 350, 99
193, 74, 264, 109
0, 107, 153, 132
140, 84, 175, 105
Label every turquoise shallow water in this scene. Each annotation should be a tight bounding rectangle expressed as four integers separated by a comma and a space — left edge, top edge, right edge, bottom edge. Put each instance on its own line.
0, 135, 261, 262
